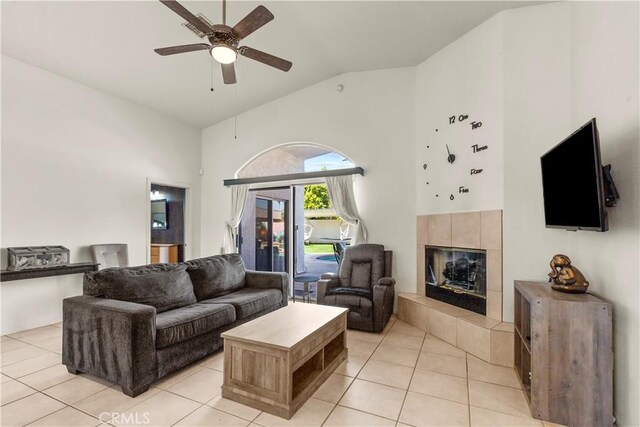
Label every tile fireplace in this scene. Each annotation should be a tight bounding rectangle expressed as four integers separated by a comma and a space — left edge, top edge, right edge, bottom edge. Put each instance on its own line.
416, 210, 503, 320
425, 246, 487, 315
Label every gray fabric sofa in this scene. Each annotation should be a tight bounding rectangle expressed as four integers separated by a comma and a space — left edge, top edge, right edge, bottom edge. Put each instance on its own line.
317, 244, 395, 333
62, 253, 287, 397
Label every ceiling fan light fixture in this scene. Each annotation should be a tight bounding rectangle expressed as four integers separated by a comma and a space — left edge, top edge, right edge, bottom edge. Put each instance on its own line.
211, 44, 237, 64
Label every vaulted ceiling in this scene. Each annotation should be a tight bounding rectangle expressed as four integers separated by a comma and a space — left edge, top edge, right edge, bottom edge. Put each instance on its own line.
1, 1, 541, 128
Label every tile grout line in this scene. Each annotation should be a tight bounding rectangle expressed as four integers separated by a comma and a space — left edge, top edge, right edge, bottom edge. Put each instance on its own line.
9, 389, 101, 426
0, 348, 57, 371
169, 402, 205, 427
334, 403, 399, 423
25, 403, 101, 427
391, 322, 429, 426
319, 317, 396, 426
466, 352, 472, 426
13, 367, 76, 389
467, 403, 544, 423
1, 343, 62, 381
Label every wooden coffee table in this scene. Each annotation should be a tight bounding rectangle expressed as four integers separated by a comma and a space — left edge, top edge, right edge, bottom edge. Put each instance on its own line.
221, 304, 348, 419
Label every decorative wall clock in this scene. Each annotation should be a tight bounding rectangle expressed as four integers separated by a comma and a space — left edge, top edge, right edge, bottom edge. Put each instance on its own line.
423, 114, 490, 201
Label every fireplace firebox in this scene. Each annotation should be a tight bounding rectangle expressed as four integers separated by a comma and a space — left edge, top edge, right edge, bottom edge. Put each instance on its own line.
425, 246, 487, 315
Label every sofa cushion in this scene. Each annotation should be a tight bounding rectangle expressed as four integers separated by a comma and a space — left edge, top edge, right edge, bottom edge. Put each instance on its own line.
84, 264, 197, 313
200, 288, 282, 319
155, 303, 236, 348
185, 254, 246, 301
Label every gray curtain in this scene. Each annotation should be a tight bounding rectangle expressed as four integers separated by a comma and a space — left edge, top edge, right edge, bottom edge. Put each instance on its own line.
223, 184, 249, 253
325, 175, 368, 245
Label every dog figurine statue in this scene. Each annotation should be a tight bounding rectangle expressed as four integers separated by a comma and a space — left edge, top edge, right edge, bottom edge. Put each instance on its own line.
548, 254, 589, 293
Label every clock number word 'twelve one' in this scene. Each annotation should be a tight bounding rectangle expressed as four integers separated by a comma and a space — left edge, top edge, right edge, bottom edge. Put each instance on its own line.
472, 144, 488, 153
448, 114, 469, 125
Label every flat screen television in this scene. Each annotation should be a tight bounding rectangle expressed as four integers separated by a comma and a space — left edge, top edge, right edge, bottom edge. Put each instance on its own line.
540, 118, 608, 232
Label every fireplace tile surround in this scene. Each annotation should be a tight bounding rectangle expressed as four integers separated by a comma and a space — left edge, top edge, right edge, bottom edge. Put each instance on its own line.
417, 210, 503, 320
399, 210, 514, 366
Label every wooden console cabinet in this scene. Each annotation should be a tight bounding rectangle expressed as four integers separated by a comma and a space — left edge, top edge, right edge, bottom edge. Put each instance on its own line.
514, 281, 612, 427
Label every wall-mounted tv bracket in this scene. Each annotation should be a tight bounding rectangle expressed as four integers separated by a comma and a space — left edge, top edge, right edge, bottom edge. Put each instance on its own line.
602, 164, 619, 207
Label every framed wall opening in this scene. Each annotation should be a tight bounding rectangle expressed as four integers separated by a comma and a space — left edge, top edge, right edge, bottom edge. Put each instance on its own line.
233, 143, 358, 301
146, 179, 193, 264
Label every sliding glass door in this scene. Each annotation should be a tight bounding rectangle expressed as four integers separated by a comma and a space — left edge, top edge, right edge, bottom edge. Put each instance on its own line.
254, 197, 288, 272
238, 184, 339, 301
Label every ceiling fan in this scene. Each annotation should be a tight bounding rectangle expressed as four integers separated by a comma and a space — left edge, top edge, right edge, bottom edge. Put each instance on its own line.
155, 0, 292, 84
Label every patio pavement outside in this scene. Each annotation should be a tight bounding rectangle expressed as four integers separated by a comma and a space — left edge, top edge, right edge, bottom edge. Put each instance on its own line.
292, 251, 339, 301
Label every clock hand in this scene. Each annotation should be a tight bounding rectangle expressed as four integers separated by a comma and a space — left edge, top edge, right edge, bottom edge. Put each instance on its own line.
446, 144, 456, 164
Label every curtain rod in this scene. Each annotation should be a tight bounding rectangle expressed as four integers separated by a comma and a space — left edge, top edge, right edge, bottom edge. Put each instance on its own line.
223, 167, 365, 187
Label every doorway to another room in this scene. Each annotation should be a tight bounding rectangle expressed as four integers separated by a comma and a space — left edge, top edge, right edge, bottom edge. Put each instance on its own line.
150, 183, 186, 264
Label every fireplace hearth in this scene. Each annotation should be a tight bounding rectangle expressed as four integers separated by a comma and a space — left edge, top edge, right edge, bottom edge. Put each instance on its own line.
425, 246, 487, 315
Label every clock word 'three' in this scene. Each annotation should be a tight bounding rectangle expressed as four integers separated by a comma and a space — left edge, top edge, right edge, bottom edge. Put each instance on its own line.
472, 144, 488, 153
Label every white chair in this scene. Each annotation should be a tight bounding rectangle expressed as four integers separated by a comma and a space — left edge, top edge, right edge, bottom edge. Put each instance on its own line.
339, 221, 351, 241
304, 220, 314, 243
90, 244, 129, 269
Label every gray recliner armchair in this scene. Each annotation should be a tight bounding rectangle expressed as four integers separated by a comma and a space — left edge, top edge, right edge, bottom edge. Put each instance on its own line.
317, 244, 395, 333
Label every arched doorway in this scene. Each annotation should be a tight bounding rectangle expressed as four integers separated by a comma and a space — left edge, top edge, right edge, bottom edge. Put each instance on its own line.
236, 143, 354, 301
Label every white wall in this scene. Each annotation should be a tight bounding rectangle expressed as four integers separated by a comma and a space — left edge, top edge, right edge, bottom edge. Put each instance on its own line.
502, 3, 639, 425
201, 67, 416, 295
414, 3, 638, 423
308, 219, 342, 244
416, 14, 504, 214
0, 55, 203, 334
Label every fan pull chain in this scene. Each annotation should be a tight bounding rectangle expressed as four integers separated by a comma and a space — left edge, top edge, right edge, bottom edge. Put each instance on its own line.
234, 84, 238, 140
210, 58, 214, 92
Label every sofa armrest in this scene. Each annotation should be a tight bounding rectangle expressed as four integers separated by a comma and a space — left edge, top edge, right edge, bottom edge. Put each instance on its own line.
245, 270, 289, 307
317, 275, 340, 305
62, 296, 157, 396
373, 277, 396, 333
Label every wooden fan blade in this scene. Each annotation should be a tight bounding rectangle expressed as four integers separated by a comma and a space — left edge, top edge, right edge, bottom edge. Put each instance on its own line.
221, 63, 237, 84
160, 0, 213, 35
154, 43, 210, 56
239, 47, 292, 72
232, 5, 274, 40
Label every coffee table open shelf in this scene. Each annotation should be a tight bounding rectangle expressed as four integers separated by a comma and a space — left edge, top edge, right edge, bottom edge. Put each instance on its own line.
221, 304, 348, 419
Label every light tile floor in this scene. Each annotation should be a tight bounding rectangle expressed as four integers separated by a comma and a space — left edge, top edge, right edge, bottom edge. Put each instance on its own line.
0, 315, 565, 427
